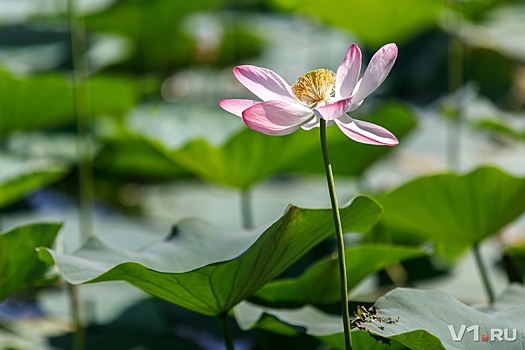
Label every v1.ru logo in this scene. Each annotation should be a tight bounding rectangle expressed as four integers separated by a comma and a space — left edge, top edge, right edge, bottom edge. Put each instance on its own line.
448, 325, 518, 342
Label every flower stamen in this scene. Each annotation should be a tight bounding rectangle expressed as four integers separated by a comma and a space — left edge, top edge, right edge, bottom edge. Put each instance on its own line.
292, 69, 336, 108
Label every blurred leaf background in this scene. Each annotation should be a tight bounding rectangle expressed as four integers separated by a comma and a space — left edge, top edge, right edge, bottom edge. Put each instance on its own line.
1, 0, 525, 349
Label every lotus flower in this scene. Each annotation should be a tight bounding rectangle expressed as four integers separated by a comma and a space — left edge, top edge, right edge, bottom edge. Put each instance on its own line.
219, 43, 399, 146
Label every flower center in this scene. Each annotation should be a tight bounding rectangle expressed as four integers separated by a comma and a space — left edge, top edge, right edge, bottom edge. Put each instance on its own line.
291, 69, 336, 108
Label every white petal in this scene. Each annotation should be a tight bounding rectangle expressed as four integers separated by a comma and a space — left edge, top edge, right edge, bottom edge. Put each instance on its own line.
349, 99, 364, 112
312, 97, 352, 121
335, 114, 398, 146
352, 43, 398, 103
233, 65, 298, 103
301, 116, 320, 130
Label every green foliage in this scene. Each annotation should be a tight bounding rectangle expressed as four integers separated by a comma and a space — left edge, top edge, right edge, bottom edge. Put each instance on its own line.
85, 0, 262, 71
38, 196, 382, 316
165, 102, 416, 189
288, 101, 417, 177
473, 119, 524, 140
215, 25, 265, 67
269, 0, 444, 47
0, 223, 61, 301
95, 135, 189, 181
360, 287, 525, 349
3, 0, 525, 348
168, 127, 311, 189
234, 302, 405, 350
507, 245, 525, 281
86, 0, 196, 71
0, 69, 139, 134
375, 166, 525, 258
0, 69, 73, 133
0, 159, 67, 208
238, 286, 525, 350
465, 48, 514, 106
88, 75, 141, 118
254, 244, 426, 304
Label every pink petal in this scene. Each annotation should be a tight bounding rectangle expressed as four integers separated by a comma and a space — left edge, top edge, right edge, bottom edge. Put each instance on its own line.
336, 44, 362, 99
312, 97, 353, 121
335, 115, 398, 146
242, 100, 313, 136
219, 99, 260, 117
233, 65, 298, 103
352, 43, 398, 103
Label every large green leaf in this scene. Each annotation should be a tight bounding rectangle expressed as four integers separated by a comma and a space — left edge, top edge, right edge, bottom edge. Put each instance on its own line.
0, 223, 61, 301
360, 286, 525, 349
0, 157, 67, 209
270, 0, 444, 47
168, 127, 312, 189
254, 244, 426, 304
375, 166, 525, 258
234, 302, 405, 350
237, 286, 525, 350
38, 196, 382, 316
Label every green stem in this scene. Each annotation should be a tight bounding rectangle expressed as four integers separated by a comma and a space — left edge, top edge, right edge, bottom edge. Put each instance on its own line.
319, 119, 352, 350
68, 283, 85, 350
67, 1, 90, 350
473, 243, 495, 304
219, 312, 235, 350
68, 0, 93, 241
446, 0, 464, 171
240, 188, 253, 230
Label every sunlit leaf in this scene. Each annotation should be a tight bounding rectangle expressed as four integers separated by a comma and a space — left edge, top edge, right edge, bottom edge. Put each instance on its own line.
38, 196, 382, 316
0, 223, 61, 301
0, 69, 73, 133
89, 75, 140, 118
360, 286, 525, 349
0, 157, 67, 208
270, 0, 444, 48
0, 69, 139, 133
168, 127, 312, 189
238, 286, 525, 350
234, 302, 405, 350
375, 166, 525, 258
254, 244, 426, 304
